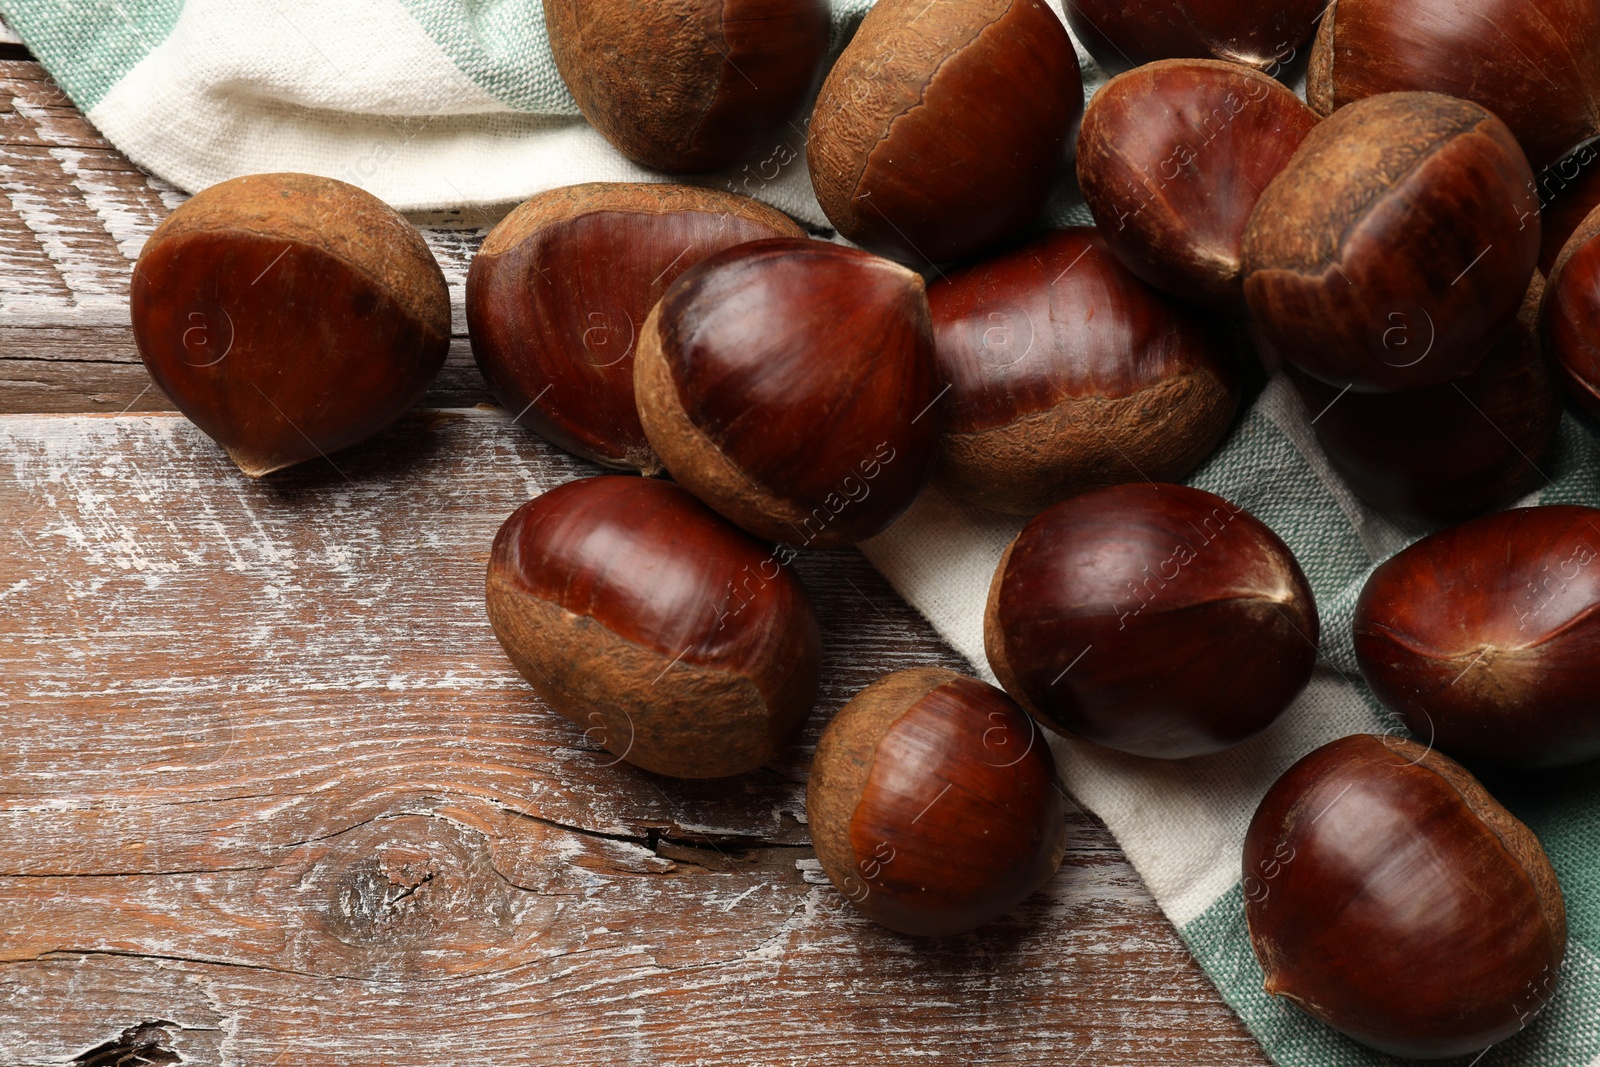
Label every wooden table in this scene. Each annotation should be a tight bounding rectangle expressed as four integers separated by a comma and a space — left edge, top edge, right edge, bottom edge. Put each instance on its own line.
0, 39, 1273, 1066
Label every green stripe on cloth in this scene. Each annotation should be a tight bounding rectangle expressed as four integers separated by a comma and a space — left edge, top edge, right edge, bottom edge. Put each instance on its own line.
1186, 886, 1600, 1067
0, 0, 181, 110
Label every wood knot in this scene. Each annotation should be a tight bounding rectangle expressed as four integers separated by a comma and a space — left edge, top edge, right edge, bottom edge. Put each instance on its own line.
74, 1021, 181, 1067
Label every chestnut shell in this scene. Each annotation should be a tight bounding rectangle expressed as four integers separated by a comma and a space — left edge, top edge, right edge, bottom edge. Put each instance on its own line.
1353, 505, 1600, 769
1245, 734, 1567, 1059
928, 228, 1237, 515
1065, 0, 1325, 73
486, 475, 822, 778
984, 483, 1319, 759
130, 173, 450, 477
807, 0, 1083, 265
807, 668, 1067, 937
467, 183, 803, 471
635, 238, 939, 548
1542, 202, 1600, 419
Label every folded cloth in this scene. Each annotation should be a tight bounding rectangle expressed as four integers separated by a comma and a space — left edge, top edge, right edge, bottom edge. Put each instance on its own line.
3, 3, 1597, 1064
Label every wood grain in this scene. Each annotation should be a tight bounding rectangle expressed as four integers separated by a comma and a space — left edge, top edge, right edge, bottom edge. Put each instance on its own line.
0, 55, 1273, 1066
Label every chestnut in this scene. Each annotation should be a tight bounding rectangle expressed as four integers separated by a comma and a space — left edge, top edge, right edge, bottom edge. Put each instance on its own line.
1536, 143, 1600, 277
1242, 92, 1540, 393
1353, 505, 1600, 769
807, 668, 1066, 937
806, 0, 1082, 265
486, 475, 821, 778
928, 228, 1237, 515
1290, 279, 1560, 523
1244, 734, 1567, 1058
1308, 0, 1600, 170
544, 0, 829, 173
984, 483, 1318, 759
1065, 0, 1325, 74
129, 172, 449, 477
1542, 202, 1600, 419
1077, 60, 1318, 312
634, 238, 938, 548
467, 183, 804, 471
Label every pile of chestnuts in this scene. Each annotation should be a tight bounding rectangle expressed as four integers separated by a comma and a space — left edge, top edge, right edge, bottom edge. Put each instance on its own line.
124, 0, 1600, 1059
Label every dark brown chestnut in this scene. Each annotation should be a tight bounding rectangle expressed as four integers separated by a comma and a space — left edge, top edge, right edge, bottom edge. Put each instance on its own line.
129, 172, 449, 477
1243, 92, 1540, 392
984, 483, 1319, 759
928, 228, 1237, 515
1536, 142, 1600, 277
1077, 59, 1318, 311
807, 0, 1082, 265
635, 238, 938, 548
1065, 0, 1324, 74
1308, 0, 1600, 171
1290, 279, 1560, 523
1353, 506, 1600, 769
1542, 202, 1600, 419
1244, 734, 1567, 1058
467, 183, 804, 471
486, 475, 821, 778
807, 668, 1066, 936
545, 0, 830, 173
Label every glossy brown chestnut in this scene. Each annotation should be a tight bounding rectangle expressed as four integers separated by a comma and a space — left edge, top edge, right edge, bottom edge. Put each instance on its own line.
129, 173, 449, 477
985, 483, 1318, 759
1536, 143, 1600, 277
635, 238, 938, 548
1244, 734, 1568, 1058
929, 228, 1237, 515
545, 0, 829, 173
1077, 60, 1319, 311
1242, 92, 1540, 392
1308, 0, 1600, 170
486, 475, 821, 778
467, 184, 804, 471
807, 0, 1082, 265
1291, 280, 1561, 523
1065, 0, 1324, 73
1543, 202, 1600, 419
1353, 506, 1600, 769
807, 668, 1067, 937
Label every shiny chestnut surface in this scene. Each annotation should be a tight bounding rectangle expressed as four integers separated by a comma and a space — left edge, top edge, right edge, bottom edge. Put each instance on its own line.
1077, 60, 1319, 311
1309, 0, 1600, 170
807, 668, 1066, 937
807, 0, 1082, 265
130, 173, 449, 478
486, 476, 821, 778
467, 184, 804, 471
1354, 506, 1600, 769
985, 483, 1319, 759
545, 0, 830, 173
635, 238, 938, 548
1066, 0, 1325, 72
1245, 734, 1568, 1058
1243, 93, 1540, 392
929, 228, 1236, 515
1538, 144, 1600, 276
1543, 203, 1600, 418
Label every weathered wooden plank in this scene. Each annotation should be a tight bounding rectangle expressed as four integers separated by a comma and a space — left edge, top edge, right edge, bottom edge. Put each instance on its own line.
0, 18, 25, 62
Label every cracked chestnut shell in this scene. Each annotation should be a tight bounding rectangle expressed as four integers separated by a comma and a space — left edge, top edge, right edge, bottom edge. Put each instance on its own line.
545, 0, 830, 173
1543, 202, 1600, 419
1243, 93, 1540, 393
467, 183, 804, 471
985, 483, 1319, 759
1308, 0, 1600, 171
130, 173, 449, 477
486, 475, 822, 779
1077, 59, 1319, 312
807, 668, 1067, 937
1291, 278, 1560, 523
635, 238, 938, 548
807, 0, 1082, 265
1245, 734, 1568, 1058
1066, 0, 1325, 73
928, 228, 1237, 515
1353, 505, 1600, 769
